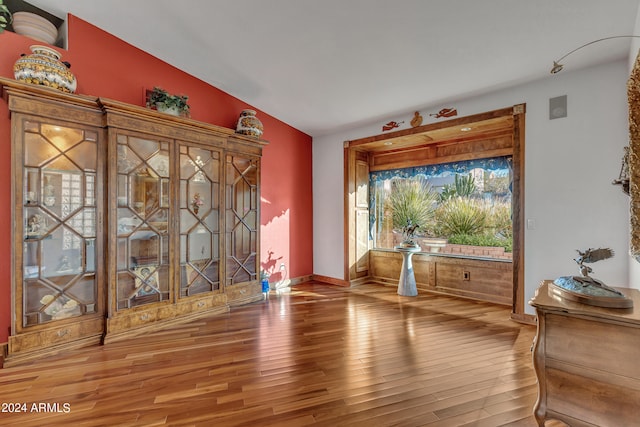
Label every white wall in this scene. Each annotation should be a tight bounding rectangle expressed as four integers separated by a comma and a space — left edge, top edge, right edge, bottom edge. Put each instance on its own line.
313, 59, 632, 313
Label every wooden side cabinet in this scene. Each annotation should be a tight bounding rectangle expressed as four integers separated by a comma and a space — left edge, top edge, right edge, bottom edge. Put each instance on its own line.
530, 281, 640, 427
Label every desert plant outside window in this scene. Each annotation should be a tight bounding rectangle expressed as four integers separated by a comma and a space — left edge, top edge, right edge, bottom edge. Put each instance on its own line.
370, 156, 513, 259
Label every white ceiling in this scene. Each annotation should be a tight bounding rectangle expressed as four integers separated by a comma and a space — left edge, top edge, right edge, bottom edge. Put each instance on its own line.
27, 0, 640, 136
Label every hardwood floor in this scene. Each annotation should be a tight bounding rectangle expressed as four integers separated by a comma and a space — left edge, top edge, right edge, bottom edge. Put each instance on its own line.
0, 282, 549, 427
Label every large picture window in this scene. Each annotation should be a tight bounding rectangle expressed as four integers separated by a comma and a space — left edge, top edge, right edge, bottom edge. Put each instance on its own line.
370, 156, 512, 260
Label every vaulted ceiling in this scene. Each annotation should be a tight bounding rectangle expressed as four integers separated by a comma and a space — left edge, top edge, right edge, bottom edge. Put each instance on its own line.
27, 0, 640, 136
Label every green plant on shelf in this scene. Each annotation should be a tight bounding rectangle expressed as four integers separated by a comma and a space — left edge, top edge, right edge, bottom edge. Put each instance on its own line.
0, 0, 12, 33
147, 86, 190, 117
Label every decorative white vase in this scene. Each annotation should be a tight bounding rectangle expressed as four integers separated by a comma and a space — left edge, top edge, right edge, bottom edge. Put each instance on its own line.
156, 103, 181, 116
13, 45, 77, 93
235, 109, 264, 137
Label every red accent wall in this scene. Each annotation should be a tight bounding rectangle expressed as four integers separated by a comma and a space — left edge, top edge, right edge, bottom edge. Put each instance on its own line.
0, 16, 313, 344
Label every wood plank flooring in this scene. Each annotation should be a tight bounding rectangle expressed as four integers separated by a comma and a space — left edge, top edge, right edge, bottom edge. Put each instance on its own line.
0, 282, 549, 426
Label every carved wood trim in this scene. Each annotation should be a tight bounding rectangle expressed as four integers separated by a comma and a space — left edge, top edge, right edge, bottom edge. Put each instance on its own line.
512, 105, 526, 316
0, 77, 99, 110
346, 106, 516, 148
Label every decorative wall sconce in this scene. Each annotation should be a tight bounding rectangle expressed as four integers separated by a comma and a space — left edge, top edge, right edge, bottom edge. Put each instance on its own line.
551, 36, 640, 74
612, 146, 630, 195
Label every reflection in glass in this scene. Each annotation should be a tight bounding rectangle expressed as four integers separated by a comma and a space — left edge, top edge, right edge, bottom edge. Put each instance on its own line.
115, 134, 170, 309
21, 120, 98, 326
179, 145, 220, 297
226, 155, 258, 286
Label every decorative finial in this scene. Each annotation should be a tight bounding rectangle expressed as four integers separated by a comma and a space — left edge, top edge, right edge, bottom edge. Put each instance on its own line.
410, 111, 423, 127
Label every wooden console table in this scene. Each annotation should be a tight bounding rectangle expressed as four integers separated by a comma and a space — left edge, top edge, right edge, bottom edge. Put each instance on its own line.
529, 281, 640, 427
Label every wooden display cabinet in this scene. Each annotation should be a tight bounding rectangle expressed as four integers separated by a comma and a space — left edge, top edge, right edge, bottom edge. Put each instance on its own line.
3, 80, 106, 365
225, 153, 261, 304
102, 98, 266, 342
1, 78, 266, 364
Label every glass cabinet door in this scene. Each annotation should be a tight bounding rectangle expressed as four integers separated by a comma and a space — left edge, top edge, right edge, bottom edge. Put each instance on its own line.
179, 145, 221, 296
225, 154, 258, 285
22, 120, 100, 326
115, 134, 170, 309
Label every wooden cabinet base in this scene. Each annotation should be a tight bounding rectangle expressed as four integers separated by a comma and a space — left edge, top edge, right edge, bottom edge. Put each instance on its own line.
103, 304, 230, 344
5, 334, 102, 368
369, 249, 512, 305
227, 282, 262, 305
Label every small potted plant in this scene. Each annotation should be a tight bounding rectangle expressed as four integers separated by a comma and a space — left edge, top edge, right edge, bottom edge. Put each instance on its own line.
147, 87, 190, 117
0, 0, 12, 32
